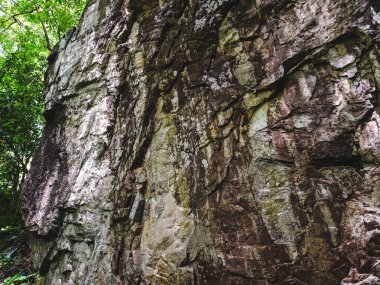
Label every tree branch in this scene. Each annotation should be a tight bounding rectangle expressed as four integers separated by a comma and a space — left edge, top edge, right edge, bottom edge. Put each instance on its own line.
0, 9, 37, 26
34, 4, 52, 51
41, 20, 52, 51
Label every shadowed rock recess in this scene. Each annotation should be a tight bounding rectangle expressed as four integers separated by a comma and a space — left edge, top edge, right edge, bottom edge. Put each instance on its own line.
20, 0, 380, 284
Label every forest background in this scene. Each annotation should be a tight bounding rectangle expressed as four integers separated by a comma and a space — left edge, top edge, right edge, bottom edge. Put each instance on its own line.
0, 1, 86, 283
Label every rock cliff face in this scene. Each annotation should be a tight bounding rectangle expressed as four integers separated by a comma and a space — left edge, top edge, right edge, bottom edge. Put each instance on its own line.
21, 0, 380, 284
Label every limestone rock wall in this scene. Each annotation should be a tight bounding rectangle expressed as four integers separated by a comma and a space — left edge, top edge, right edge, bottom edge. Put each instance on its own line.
21, 0, 380, 284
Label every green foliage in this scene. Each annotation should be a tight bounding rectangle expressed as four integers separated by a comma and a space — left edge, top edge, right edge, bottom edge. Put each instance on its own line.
0, 225, 32, 284
0, 252, 11, 267
0, 0, 87, 51
1, 273, 34, 285
0, 35, 46, 223
0, 272, 44, 285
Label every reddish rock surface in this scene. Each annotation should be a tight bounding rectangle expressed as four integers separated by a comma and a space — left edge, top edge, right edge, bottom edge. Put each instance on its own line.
21, 0, 380, 284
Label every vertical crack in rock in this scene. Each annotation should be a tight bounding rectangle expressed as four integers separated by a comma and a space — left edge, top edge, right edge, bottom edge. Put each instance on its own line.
21, 0, 380, 284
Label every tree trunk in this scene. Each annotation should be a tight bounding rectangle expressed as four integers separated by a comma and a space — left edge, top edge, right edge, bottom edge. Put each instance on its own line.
21, 0, 380, 284
11, 163, 20, 199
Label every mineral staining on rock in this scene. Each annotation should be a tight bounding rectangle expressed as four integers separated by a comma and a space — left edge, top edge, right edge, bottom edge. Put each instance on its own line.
21, 0, 380, 284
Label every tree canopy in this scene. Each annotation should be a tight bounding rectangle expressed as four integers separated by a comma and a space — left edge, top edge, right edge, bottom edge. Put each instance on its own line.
0, 0, 87, 227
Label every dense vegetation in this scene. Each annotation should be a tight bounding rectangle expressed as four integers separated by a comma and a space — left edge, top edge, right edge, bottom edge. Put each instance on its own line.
0, 1, 86, 283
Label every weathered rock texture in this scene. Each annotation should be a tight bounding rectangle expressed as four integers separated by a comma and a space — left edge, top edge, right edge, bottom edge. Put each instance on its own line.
21, 0, 380, 284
